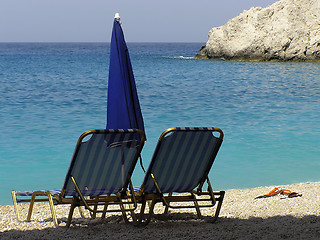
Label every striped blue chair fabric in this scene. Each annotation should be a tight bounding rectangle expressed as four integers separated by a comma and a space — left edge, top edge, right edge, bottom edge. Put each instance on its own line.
142, 127, 220, 193
63, 130, 141, 196
12, 129, 146, 227
14, 129, 143, 197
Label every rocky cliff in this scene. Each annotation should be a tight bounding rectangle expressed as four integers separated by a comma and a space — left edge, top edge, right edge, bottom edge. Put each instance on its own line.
196, 0, 320, 61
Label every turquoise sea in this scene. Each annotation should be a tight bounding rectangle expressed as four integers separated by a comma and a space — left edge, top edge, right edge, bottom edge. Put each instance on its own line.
0, 43, 319, 205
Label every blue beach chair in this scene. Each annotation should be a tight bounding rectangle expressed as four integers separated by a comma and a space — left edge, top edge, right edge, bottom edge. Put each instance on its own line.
137, 127, 225, 224
11, 129, 146, 227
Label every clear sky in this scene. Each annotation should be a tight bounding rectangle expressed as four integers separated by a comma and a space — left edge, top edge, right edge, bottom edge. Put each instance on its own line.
0, 0, 277, 43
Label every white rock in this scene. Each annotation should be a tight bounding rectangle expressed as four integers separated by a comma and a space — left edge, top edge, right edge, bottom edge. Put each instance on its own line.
196, 0, 320, 61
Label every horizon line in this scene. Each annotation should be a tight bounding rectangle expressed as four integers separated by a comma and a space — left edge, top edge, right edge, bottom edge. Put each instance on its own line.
0, 41, 206, 44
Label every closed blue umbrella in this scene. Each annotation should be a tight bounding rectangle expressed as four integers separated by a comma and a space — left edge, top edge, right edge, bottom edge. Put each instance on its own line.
106, 13, 145, 135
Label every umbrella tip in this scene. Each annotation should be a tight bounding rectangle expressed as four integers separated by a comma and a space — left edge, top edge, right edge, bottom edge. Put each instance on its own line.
114, 13, 120, 21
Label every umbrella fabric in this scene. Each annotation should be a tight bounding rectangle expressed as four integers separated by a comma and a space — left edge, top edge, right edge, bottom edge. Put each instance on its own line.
106, 19, 145, 134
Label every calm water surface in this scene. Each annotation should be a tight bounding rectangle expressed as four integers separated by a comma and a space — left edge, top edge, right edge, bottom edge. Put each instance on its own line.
0, 43, 319, 205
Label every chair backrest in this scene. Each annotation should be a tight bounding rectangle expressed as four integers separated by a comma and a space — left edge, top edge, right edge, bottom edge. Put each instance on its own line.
142, 127, 223, 194
61, 129, 145, 197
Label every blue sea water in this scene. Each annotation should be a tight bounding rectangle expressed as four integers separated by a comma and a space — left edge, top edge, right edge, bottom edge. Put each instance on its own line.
0, 42, 319, 205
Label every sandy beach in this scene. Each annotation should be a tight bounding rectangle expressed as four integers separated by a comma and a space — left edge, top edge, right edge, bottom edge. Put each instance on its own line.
1, 182, 320, 239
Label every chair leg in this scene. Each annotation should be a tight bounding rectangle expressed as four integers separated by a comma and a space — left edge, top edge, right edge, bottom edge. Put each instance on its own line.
91, 196, 98, 219
66, 197, 78, 227
137, 200, 147, 223
116, 193, 129, 223
207, 178, 217, 206
120, 197, 138, 223
101, 202, 109, 219
120, 203, 129, 223
100, 194, 111, 219
191, 192, 202, 218
130, 209, 137, 223
210, 191, 225, 223
47, 193, 58, 226
164, 192, 172, 214
11, 191, 23, 222
127, 196, 137, 223
136, 198, 155, 226
145, 197, 156, 224
26, 193, 37, 222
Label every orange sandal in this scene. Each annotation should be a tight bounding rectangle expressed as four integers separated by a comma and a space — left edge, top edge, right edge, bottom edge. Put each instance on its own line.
255, 187, 302, 199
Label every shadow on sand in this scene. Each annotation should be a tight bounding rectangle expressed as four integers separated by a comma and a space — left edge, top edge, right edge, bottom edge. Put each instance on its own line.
1, 213, 320, 239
